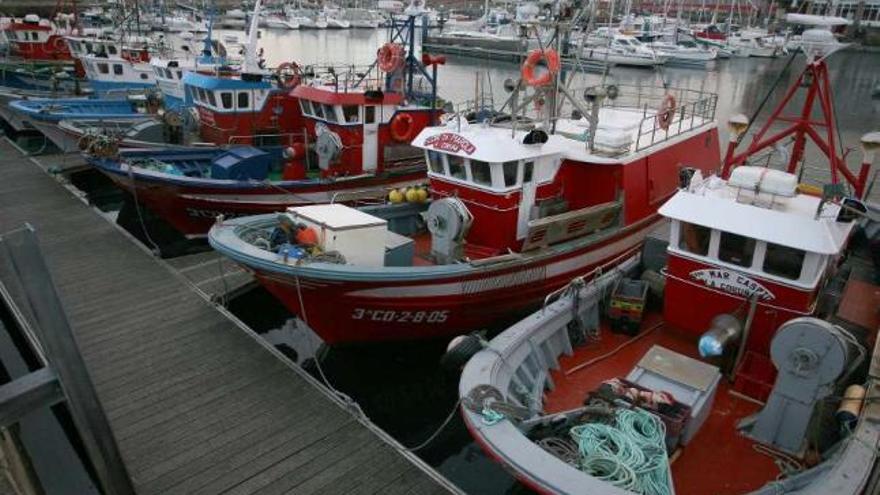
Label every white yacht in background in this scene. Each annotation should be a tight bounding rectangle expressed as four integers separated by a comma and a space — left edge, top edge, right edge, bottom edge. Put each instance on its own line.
286, 8, 328, 29
727, 30, 780, 57
263, 13, 301, 30
219, 8, 248, 29
342, 8, 381, 28
321, 6, 351, 29
576, 31, 666, 67
648, 38, 717, 67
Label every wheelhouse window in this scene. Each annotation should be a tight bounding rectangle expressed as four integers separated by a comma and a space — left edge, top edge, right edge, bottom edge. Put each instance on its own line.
113, 64, 123, 75
718, 231, 755, 267
197, 87, 208, 103
237, 91, 250, 110
470, 160, 492, 187
312, 102, 325, 119
427, 150, 444, 174
364, 105, 376, 124
220, 92, 233, 110
299, 99, 313, 116
342, 105, 359, 123
503, 161, 518, 187
762, 243, 805, 280
678, 221, 711, 256
523, 161, 534, 183
322, 104, 337, 123
448, 155, 466, 180
108, 45, 117, 55
207, 91, 217, 107
97, 63, 109, 74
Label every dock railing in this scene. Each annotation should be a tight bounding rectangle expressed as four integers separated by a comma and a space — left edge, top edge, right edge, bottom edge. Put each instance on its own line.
0, 225, 134, 495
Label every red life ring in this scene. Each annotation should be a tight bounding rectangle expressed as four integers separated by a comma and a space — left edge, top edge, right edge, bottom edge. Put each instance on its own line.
51, 36, 67, 53
377, 43, 405, 73
657, 94, 676, 130
276, 61, 301, 88
390, 113, 415, 142
521, 48, 560, 87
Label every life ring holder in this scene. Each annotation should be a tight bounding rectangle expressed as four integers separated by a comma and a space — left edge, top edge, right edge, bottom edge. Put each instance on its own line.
657, 94, 676, 130
275, 62, 302, 88
521, 48, 560, 87
390, 113, 415, 142
377, 43, 405, 73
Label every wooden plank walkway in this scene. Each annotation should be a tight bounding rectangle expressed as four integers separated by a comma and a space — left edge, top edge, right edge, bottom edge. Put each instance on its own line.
0, 139, 457, 495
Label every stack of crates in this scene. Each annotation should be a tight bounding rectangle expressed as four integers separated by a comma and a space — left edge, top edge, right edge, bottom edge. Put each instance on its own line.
608, 278, 649, 335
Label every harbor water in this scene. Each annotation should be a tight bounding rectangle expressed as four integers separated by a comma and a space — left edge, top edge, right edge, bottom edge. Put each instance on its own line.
59, 28, 880, 494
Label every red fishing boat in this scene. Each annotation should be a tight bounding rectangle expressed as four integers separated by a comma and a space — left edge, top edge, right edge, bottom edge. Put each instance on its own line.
455, 14, 880, 495
4, 14, 73, 62
87, 11, 443, 238
209, 44, 722, 343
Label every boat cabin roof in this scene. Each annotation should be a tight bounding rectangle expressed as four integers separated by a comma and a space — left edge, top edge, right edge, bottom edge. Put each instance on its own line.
183, 71, 271, 91
659, 172, 854, 255
291, 84, 403, 106
413, 104, 702, 164
412, 123, 567, 163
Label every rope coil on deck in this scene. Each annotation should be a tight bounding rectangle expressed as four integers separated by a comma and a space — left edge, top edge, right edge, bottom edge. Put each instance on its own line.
569, 408, 672, 495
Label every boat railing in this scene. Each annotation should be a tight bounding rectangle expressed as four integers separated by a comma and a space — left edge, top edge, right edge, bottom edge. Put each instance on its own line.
227, 131, 307, 148
632, 92, 718, 152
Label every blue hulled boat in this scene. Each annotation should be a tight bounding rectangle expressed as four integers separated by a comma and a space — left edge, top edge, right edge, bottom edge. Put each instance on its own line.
9, 97, 157, 151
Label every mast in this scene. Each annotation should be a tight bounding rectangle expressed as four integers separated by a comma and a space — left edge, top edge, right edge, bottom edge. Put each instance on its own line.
242, 0, 263, 75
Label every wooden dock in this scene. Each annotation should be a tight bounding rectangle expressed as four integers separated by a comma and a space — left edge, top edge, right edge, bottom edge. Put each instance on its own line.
0, 139, 458, 494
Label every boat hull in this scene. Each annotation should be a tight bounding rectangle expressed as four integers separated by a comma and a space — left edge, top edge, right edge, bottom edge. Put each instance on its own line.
222, 216, 659, 344
97, 164, 427, 238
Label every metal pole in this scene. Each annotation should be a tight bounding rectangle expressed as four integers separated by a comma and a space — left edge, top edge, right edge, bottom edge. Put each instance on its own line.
0, 226, 135, 495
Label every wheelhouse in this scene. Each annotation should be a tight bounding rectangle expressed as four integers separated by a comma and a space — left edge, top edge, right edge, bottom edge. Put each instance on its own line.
291, 81, 435, 178
660, 167, 856, 400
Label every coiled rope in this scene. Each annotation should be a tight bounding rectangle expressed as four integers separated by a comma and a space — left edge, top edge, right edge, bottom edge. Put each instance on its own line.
569, 408, 672, 495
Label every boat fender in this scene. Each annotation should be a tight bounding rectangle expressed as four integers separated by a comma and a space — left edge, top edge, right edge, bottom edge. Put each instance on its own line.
390, 113, 415, 142
521, 48, 560, 87
640, 269, 665, 301
295, 226, 319, 247
377, 43, 405, 72
441, 334, 483, 371
836, 384, 865, 431
657, 94, 676, 130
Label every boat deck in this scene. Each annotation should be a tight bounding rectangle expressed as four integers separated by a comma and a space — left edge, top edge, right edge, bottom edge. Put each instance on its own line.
0, 139, 456, 494
543, 312, 781, 495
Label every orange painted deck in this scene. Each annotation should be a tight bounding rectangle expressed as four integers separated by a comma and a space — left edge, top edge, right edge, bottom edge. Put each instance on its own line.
543, 313, 783, 495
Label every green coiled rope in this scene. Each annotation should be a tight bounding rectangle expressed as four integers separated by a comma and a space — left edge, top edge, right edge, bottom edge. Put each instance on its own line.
570, 408, 673, 495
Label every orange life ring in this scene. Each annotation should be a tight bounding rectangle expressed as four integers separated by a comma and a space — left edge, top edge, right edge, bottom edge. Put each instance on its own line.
521, 48, 560, 87
377, 43, 405, 73
658, 94, 676, 130
390, 113, 415, 142
276, 61, 301, 88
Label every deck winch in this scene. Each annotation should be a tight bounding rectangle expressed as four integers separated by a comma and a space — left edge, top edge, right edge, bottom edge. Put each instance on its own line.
739, 317, 862, 455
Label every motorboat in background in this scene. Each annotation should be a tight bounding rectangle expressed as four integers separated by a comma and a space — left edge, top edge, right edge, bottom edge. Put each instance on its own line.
576, 31, 666, 67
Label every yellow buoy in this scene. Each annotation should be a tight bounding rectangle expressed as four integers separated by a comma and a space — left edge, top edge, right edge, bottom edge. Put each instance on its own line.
405, 187, 420, 202
416, 187, 429, 202
388, 189, 404, 203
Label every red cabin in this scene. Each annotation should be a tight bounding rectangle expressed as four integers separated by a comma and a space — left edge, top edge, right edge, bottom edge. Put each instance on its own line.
5, 15, 72, 61
660, 166, 855, 400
